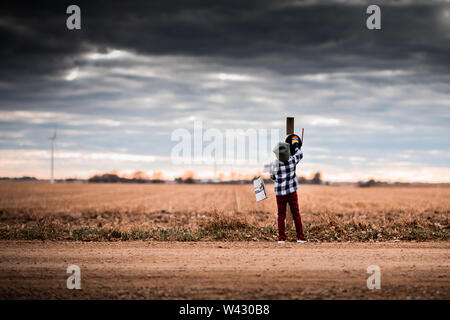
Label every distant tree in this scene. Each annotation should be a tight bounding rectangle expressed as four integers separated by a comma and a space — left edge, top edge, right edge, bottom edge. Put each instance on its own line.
184, 177, 195, 184
88, 172, 165, 184
174, 177, 183, 183
359, 179, 379, 188
132, 171, 149, 180
298, 176, 307, 184
89, 173, 123, 183
312, 172, 322, 185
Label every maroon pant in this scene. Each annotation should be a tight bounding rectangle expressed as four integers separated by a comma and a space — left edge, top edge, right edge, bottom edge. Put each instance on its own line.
276, 191, 304, 239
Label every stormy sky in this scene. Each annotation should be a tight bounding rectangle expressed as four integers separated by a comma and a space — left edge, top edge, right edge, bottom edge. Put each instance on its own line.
0, 0, 449, 181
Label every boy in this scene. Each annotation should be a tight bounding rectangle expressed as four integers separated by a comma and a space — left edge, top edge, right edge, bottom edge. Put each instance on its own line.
270, 137, 306, 243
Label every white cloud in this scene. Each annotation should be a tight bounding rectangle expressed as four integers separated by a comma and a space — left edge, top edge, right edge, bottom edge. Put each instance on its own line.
309, 117, 341, 127
209, 73, 258, 82
65, 68, 79, 81
311, 163, 450, 183
0, 130, 27, 138
85, 50, 131, 60
349, 156, 366, 162
0, 110, 123, 127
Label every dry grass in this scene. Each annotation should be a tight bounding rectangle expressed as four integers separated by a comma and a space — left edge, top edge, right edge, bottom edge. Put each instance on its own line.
0, 181, 448, 241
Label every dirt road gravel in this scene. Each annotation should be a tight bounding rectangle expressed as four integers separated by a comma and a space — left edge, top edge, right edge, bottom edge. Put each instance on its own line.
0, 241, 448, 299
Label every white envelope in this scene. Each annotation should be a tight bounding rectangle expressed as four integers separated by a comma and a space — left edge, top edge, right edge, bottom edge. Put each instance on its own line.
253, 176, 268, 202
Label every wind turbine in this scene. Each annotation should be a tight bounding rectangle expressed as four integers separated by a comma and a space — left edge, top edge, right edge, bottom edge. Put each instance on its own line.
49, 129, 56, 183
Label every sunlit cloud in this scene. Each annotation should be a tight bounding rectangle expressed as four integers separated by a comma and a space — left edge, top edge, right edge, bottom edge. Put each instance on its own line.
65, 68, 79, 81
209, 73, 257, 82
85, 49, 131, 60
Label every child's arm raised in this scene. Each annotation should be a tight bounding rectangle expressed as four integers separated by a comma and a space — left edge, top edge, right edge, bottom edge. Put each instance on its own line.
291, 146, 303, 165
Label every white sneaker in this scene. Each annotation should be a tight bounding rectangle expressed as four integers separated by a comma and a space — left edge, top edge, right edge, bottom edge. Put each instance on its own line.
297, 239, 307, 243
278, 240, 286, 244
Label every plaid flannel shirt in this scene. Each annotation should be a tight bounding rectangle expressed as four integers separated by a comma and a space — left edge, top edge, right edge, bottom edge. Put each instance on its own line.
270, 147, 303, 196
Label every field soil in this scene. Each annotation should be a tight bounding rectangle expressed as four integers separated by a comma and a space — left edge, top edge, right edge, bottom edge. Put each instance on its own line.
0, 241, 448, 299
0, 182, 449, 241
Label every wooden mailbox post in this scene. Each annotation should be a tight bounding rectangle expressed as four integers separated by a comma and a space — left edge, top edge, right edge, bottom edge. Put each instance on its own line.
285, 117, 295, 230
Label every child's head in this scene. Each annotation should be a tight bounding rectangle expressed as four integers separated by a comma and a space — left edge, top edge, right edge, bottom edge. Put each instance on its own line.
273, 142, 290, 162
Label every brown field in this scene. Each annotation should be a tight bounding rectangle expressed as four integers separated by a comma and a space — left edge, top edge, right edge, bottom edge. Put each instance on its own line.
0, 181, 449, 299
0, 181, 448, 241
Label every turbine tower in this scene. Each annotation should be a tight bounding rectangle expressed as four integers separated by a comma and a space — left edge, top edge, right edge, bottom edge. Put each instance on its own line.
49, 129, 56, 183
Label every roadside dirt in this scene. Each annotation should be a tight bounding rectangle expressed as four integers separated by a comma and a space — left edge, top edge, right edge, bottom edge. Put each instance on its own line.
0, 241, 448, 299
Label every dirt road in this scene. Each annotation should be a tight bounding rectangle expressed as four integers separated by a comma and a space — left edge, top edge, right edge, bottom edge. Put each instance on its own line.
0, 241, 448, 299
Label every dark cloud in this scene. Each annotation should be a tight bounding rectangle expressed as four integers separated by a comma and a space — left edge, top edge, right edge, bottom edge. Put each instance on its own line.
1, 0, 450, 82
